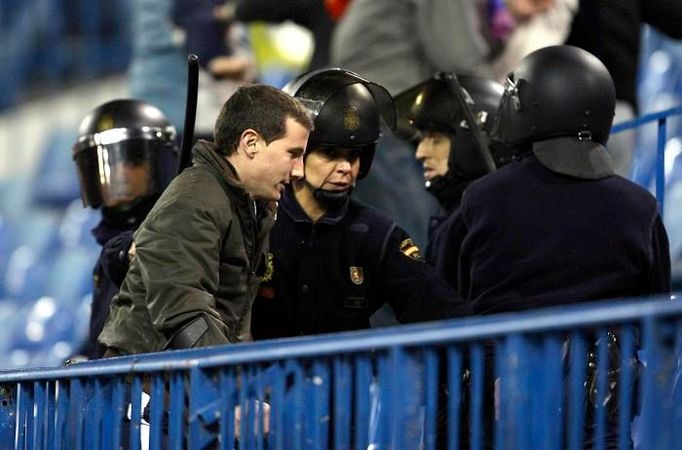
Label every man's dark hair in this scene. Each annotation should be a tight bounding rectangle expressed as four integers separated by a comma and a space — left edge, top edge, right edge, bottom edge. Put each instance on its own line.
214, 84, 313, 156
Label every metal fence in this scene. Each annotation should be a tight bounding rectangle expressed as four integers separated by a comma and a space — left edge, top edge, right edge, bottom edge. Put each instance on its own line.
0, 295, 679, 450
611, 105, 682, 218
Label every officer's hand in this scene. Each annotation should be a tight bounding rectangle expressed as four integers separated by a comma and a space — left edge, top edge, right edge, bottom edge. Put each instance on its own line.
234, 401, 270, 438
128, 241, 137, 262
208, 56, 253, 81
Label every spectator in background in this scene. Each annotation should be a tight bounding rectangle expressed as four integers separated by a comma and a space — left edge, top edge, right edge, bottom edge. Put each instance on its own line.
128, 0, 256, 140
98, 85, 311, 356
171, 0, 257, 140
72, 99, 179, 358
213, 0, 342, 71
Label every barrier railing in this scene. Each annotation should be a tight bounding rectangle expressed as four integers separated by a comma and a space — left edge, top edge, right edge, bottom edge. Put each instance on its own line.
0, 295, 679, 450
611, 105, 682, 217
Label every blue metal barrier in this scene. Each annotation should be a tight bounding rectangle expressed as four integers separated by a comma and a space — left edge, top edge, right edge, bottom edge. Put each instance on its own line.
0, 295, 679, 450
611, 106, 682, 217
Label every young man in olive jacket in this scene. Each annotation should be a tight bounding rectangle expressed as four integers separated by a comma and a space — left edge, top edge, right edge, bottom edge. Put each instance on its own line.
98, 84, 312, 355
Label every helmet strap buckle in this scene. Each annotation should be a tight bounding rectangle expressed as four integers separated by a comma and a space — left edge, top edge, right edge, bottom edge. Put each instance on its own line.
578, 130, 592, 141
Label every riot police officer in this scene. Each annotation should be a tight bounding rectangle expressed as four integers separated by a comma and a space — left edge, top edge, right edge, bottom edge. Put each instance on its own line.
395, 73, 506, 290
454, 45, 671, 449
250, 68, 469, 340
73, 99, 179, 358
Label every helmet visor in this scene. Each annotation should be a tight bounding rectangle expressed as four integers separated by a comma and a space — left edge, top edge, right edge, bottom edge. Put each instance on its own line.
74, 139, 177, 209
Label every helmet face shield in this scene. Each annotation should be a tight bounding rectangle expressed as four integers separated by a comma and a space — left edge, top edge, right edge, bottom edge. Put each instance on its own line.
73, 99, 179, 209
74, 137, 177, 209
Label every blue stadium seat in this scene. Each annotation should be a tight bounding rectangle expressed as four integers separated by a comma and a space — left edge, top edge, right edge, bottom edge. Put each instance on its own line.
41, 245, 98, 310
0, 210, 61, 300
31, 127, 81, 208
58, 199, 100, 250
1, 295, 90, 369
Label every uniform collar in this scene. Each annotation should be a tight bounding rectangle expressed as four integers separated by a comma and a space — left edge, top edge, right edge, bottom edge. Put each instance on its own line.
279, 185, 349, 225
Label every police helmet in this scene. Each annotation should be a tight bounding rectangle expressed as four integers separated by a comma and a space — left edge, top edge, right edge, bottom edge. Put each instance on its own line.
283, 68, 396, 179
395, 73, 505, 177
490, 45, 616, 178
73, 99, 179, 209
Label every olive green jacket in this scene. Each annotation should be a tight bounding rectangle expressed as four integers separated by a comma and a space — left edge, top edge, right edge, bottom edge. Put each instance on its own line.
98, 140, 276, 354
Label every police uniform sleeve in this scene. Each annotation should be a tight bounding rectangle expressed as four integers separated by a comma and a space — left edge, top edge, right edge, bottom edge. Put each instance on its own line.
374, 224, 471, 323
100, 230, 134, 288
647, 214, 672, 295
133, 194, 230, 348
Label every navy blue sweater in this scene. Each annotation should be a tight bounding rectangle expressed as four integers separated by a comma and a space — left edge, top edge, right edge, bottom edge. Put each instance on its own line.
457, 156, 671, 314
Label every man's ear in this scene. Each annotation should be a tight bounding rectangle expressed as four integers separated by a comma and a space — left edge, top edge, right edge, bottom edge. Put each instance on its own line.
239, 129, 260, 158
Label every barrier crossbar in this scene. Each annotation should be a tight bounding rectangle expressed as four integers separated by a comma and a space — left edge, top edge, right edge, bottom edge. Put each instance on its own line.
0, 295, 680, 450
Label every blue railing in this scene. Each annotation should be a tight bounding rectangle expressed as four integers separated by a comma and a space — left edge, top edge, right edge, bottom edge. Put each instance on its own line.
611, 106, 682, 217
0, 295, 679, 449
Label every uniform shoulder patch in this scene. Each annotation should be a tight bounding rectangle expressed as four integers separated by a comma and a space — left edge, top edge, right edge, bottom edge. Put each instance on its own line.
399, 238, 423, 261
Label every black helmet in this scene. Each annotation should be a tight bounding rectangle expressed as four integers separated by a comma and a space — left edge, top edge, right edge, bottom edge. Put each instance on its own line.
396, 73, 505, 177
73, 99, 179, 209
283, 68, 396, 179
490, 45, 616, 179
490, 45, 616, 148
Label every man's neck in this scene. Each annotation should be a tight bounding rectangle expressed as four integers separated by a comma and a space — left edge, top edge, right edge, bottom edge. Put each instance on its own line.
292, 181, 326, 222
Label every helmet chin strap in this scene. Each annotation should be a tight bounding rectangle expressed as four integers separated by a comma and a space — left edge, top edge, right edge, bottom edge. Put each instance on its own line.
303, 166, 353, 210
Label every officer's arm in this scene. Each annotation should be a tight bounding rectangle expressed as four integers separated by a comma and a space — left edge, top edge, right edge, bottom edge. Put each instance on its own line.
135, 195, 230, 349
647, 214, 672, 295
376, 226, 471, 323
101, 230, 135, 288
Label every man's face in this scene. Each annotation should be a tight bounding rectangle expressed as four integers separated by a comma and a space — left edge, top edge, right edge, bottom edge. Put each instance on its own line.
303, 146, 361, 192
415, 131, 451, 181
248, 117, 308, 201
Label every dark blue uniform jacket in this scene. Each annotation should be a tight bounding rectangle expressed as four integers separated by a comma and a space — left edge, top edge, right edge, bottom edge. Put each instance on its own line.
251, 187, 469, 339
84, 199, 156, 358
456, 155, 671, 314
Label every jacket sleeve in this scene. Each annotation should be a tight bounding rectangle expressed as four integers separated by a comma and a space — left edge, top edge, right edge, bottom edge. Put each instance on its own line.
134, 194, 230, 347
374, 224, 472, 323
642, 0, 682, 39
647, 214, 672, 295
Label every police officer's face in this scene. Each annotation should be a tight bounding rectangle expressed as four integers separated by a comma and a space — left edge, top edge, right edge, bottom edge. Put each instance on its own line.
103, 161, 151, 208
305, 147, 361, 190
415, 131, 451, 181
249, 117, 308, 201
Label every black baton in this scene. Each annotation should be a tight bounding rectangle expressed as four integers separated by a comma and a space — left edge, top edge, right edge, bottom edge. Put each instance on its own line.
177, 54, 200, 175
441, 72, 497, 173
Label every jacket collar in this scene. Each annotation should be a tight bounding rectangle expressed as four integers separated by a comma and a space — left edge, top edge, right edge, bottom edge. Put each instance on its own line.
279, 184, 348, 225
192, 140, 276, 220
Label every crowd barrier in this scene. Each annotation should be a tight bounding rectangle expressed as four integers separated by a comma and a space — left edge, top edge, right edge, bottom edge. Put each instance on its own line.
0, 295, 679, 450
611, 105, 682, 217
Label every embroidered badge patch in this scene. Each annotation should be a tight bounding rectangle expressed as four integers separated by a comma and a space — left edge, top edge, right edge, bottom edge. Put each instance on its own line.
349, 266, 364, 285
344, 105, 360, 131
399, 238, 422, 260
261, 252, 274, 282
